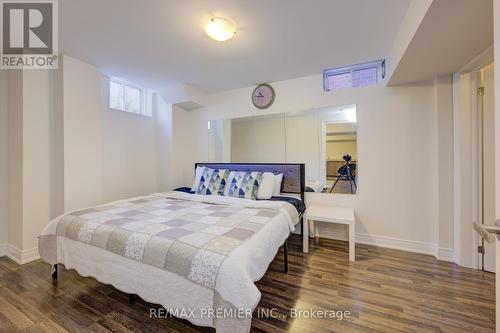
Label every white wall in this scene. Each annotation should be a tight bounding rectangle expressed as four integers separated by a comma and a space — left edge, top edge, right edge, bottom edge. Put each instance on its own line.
101, 76, 157, 202
62, 56, 162, 207
435, 75, 454, 258
0, 70, 8, 254
170, 106, 205, 188
62, 55, 103, 212
50, 66, 64, 218
7, 70, 23, 251
154, 102, 205, 191
22, 70, 51, 251
196, 74, 445, 257
6, 70, 51, 262
155, 95, 173, 192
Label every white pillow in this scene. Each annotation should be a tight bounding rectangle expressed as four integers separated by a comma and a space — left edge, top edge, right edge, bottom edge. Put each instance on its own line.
273, 173, 283, 195
256, 172, 275, 199
191, 166, 205, 192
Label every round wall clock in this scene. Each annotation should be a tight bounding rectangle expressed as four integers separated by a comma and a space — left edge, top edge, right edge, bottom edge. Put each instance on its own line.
252, 84, 275, 109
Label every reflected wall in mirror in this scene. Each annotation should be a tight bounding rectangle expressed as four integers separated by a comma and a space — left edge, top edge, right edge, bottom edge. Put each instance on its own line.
231, 113, 285, 163
207, 105, 358, 195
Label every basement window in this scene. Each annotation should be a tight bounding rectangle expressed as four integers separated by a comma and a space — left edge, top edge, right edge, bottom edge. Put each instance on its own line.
109, 78, 152, 116
323, 59, 385, 92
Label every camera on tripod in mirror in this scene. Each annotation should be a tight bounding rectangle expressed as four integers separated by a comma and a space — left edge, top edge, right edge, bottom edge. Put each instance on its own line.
343, 154, 352, 162
330, 153, 357, 194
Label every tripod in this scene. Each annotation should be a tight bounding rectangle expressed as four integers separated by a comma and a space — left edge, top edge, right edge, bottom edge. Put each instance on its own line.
330, 161, 357, 194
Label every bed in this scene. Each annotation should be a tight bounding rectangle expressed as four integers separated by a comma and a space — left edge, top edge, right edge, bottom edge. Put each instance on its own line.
38, 163, 305, 333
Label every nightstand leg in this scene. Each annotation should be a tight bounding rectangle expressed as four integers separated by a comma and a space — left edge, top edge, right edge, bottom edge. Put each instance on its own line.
309, 219, 315, 238
303, 216, 309, 253
349, 222, 355, 261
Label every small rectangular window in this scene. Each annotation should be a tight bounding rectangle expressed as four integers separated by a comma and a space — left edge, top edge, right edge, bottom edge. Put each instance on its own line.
109, 80, 124, 110
327, 72, 351, 91
323, 59, 384, 92
109, 78, 151, 117
124, 84, 141, 114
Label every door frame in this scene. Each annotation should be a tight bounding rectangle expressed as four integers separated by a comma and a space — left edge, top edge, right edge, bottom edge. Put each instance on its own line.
472, 64, 496, 272
452, 46, 493, 269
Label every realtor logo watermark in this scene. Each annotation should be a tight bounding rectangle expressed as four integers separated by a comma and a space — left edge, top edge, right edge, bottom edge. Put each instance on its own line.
1, 0, 58, 69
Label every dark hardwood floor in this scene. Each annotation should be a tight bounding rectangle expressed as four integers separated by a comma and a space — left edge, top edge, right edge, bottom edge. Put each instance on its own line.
0, 235, 495, 333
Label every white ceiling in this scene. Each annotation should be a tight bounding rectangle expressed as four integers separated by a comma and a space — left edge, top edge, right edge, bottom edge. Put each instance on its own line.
388, 0, 493, 85
59, 0, 410, 91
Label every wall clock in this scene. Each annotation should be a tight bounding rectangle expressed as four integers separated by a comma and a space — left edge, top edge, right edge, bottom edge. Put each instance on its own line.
252, 84, 275, 109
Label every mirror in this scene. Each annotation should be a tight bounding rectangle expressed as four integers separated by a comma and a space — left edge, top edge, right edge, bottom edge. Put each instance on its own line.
231, 113, 286, 163
207, 105, 358, 195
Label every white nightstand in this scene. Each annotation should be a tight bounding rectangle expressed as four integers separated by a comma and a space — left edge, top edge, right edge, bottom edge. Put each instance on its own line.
303, 205, 355, 261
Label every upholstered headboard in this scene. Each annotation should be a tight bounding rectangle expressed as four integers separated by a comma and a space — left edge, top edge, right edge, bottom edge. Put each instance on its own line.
195, 163, 305, 200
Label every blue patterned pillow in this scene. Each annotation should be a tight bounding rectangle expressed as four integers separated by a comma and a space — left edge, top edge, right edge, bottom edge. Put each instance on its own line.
196, 167, 230, 195
227, 172, 263, 200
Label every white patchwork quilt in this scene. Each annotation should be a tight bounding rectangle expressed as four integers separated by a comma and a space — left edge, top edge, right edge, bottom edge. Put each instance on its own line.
39, 191, 299, 333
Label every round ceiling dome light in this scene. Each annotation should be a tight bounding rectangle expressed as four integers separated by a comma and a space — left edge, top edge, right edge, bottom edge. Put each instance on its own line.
205, 17, 236, 42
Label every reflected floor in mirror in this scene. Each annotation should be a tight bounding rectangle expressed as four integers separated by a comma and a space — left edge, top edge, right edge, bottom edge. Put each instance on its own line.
326, 177, 357, 194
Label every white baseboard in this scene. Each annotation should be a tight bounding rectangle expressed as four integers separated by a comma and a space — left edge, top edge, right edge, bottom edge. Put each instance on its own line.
355, 232, 437, 256
435, 247, 455, 262
312, 226, 455, 263
5, 244, 40, 264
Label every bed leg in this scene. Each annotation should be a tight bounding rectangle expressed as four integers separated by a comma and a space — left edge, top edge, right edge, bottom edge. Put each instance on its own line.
301, 217, 304, 235
51, 264, 58, 281
128, 294, 136, 305
284, 240, 288, 273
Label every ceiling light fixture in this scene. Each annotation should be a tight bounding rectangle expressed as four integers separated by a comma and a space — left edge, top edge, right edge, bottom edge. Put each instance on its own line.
205, 17, 236, 42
